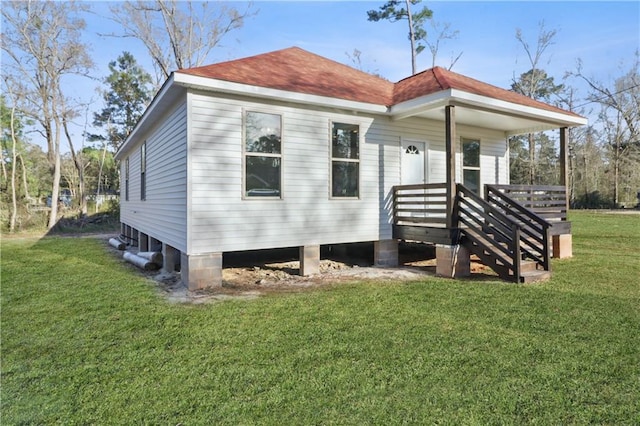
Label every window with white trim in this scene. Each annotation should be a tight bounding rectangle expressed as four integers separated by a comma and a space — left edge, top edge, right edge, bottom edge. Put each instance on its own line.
125, 157, 130, 201
331, 122, 359, 198
244, 111, 282, 198
462, 138, 480, 194
140, 142, 146, 201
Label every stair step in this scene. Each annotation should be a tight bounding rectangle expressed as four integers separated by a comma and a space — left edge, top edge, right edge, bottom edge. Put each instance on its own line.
519, 269, 551, 283
520, 260, 539, 273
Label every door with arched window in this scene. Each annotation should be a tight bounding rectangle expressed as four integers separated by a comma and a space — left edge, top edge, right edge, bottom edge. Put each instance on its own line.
401, 140, 426, 185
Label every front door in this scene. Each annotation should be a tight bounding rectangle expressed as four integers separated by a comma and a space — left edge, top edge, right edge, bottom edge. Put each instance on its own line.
401, 140, 426, 184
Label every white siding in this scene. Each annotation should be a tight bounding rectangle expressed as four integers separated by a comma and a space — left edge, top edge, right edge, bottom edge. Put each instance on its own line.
186, 91, 508, 254
367, 117, 508, 187
188, 92, 391, 254
120, 100, 188, 252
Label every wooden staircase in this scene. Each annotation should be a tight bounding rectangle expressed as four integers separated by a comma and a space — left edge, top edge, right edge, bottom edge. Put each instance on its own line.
456, 184, 552, 283
462, 228, 551, 283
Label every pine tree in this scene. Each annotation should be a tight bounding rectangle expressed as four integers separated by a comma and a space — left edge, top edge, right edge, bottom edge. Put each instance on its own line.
91, 52, 153, 151
367, 0, 433, 75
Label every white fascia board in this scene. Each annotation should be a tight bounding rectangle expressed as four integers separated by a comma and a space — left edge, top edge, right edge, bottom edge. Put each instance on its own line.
449, 89, 588, 128
173, 72, 389, 115
389, 89, 451, 120
115, 74, 178, 161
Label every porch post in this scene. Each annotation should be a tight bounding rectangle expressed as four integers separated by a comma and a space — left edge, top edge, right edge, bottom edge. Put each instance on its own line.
556, 127, 573, 259
445, 105, 457, 229
559, 127, 570, 212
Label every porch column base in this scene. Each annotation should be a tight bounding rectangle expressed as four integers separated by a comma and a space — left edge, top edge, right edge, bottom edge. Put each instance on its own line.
299, 245, 320, 276
374, 239, 399, 267
552, 234, 572, 259
436, 244, 470, 278
181, 252, 222, 290
162, 243, 180, 273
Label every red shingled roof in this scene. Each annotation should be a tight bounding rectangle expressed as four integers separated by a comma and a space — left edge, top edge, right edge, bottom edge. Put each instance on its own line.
178, 47, 394, 105
393, 67, 578, 116
177, 47, 579, 117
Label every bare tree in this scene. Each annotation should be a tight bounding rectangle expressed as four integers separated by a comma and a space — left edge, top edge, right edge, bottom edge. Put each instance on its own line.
513, 22, 558, 95
571, 53, 640, 206
3, 82, 20, 232
425, 20, 463, 70
108, 0, 255, 84
62, 107, 88, 215
556, 85, 586, 204
2, 0, 93, 228
344, 49, 385, 78
511, 22, 563, 185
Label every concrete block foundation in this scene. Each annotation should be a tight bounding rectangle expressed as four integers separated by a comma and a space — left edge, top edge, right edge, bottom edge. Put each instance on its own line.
374, 239, 399, 267
552, 234, 573, 259
299, 245, 320, 276
181, 252, 222, 290
436, 244, 470, 278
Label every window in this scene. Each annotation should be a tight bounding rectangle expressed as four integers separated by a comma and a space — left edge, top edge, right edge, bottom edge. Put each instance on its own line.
462, 138, 480, 194
140, 142, 146, 201
331, 122, 359, 198
244, 111, 282, 197
405, 145, 420, 155
125, 157, 130, 201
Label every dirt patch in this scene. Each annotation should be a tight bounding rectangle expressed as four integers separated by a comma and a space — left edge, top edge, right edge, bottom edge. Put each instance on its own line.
102, 237, 495, 304
154, 259, 439, 304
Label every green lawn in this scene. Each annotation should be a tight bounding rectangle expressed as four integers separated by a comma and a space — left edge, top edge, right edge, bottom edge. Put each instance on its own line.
2, 211, 639, 424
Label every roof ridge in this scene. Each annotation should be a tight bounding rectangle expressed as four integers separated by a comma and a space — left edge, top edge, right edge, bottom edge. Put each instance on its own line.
431, 66, 451, 90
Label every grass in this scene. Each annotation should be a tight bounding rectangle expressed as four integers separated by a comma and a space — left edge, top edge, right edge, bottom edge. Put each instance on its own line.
2, 211, 639, 424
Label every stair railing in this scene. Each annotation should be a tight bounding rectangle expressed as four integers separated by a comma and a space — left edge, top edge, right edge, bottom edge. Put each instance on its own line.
456, 184, 522, 282
485, 184, 551, 271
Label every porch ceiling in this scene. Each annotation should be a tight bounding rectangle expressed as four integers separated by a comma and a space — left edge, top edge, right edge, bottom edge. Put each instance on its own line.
390, 90, 588, 136
410, 106, 559, 135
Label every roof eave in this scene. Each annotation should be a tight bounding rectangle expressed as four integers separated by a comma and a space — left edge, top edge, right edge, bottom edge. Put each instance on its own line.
389, 89, 452, 120
389, 88, 587, 133
115, 74, 181, 161
449, 89, 588, 130
173, 72, 389, 115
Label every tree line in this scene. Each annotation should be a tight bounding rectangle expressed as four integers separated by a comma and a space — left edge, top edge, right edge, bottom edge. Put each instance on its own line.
1, 0, 639, 233
1, 0, 254, 232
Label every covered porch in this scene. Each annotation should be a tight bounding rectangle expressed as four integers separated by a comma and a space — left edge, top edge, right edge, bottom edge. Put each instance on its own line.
387, 93, 585, 282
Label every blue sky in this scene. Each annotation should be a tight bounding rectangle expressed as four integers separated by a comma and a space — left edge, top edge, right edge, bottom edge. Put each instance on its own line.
43, 1, 640, 145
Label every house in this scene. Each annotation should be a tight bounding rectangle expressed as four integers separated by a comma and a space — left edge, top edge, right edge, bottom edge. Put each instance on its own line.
114, 47, 586, 288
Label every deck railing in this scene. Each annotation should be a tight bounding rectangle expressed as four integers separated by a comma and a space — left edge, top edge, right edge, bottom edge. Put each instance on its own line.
391, 182, 556, 281
392, 183, 448, 228
488, 184, 568, 221
485, 185, 551, 271
488, 184, 570, 235
456, 184, 524, 282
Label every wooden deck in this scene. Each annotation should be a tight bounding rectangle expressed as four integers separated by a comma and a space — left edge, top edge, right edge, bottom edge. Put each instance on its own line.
392, 183, 571, 283
488, 184, 571, 235
391, 183, 458, 245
